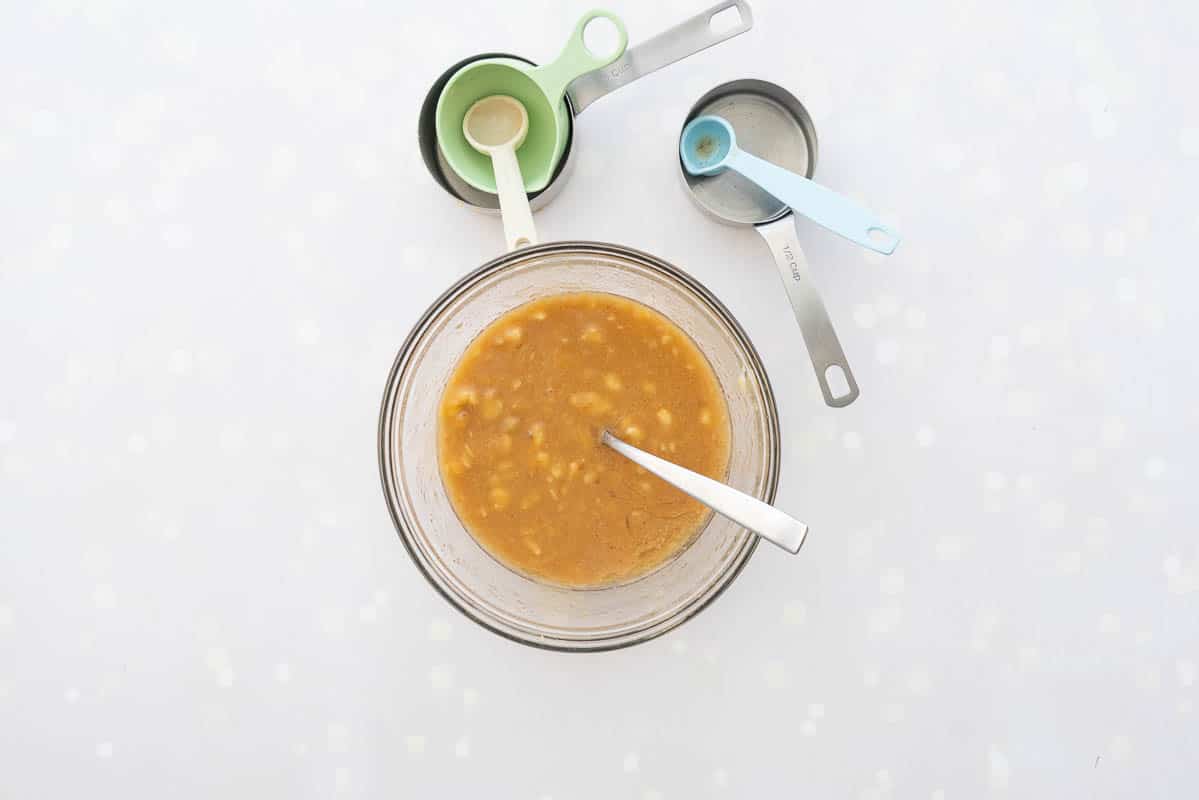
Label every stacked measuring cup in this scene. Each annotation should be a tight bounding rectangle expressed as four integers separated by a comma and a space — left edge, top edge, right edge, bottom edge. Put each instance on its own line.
419, 2, 755, 214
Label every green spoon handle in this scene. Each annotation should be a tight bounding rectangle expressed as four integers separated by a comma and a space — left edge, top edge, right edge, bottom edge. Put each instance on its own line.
531, 9, 628, 105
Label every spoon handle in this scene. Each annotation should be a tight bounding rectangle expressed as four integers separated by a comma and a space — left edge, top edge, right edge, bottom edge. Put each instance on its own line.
601, 430, 808, 554
727, 149, 900, 255
490, 144, 538, 251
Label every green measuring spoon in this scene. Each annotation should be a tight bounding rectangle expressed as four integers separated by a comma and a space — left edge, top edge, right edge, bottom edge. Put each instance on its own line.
435, 10, 628, 194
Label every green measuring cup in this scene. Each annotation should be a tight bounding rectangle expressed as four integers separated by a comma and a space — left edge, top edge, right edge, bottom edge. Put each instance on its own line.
435, 9, 628, 194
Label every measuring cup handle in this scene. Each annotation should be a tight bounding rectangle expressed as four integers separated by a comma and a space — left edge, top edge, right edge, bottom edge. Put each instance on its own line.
567, 1, 755, 113
535, 10, 629, 104
756, 216, 859, 408
728, 149, 900, 255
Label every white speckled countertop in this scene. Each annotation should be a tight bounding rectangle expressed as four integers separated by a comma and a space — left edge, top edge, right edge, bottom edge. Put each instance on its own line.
2, 0, 1197, 796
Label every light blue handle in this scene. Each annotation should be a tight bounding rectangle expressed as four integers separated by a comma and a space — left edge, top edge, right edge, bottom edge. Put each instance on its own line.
725, 148, 901, 255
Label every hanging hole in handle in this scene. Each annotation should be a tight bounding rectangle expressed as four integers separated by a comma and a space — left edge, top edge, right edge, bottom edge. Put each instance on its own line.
582, 16, 621, 59
824, 364, 852, 400
867, 226, 899, 253
709, 5, 743, 33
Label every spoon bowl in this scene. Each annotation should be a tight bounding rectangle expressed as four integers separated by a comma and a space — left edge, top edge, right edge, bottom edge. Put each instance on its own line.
680, 114, 736, 175
463, 94, 529, 151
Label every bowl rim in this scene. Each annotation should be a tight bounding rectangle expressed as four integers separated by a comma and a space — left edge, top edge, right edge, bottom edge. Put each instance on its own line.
377, 240, 781, 652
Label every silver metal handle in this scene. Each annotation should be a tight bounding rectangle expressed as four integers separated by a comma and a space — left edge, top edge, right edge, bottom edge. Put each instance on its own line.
566, 0, 754, 113
601, 430, 808, 554
756, 216, 860, 407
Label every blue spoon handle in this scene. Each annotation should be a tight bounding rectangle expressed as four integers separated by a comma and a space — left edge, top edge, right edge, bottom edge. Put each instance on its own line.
726, 148, 900, 255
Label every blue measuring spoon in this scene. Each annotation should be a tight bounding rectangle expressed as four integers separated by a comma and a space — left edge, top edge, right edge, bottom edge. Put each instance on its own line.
680, 115, 900, 255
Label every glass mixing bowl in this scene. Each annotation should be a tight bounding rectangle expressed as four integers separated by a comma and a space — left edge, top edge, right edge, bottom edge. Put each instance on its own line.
378, 242, 780, 651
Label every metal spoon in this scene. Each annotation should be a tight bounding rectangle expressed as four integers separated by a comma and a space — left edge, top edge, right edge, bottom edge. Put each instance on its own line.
462, 95, 538, 250
601, 430, 808, 554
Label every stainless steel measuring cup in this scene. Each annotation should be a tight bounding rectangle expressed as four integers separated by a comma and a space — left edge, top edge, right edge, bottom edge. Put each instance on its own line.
417, 0, 754, 213
678, 79, 859, 407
